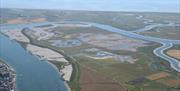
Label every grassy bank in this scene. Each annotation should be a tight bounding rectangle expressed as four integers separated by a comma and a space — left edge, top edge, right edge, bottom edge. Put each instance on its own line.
21, 28, 180, 91
22, 29, 81, 91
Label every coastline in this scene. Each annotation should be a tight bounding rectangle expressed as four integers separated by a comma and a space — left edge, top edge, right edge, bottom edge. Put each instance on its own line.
46, 60, 72, 91
1, 29, 72, 91
24, 43, 73, 91
22, 32, 73, 91
23, 40, 78, 91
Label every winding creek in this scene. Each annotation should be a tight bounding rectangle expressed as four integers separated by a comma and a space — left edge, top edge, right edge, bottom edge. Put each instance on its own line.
154, 43, 180, 72
133, 15, 180, 33
132, 22, 180, 33
83, 21, 180, 72
0, 20, 180, 91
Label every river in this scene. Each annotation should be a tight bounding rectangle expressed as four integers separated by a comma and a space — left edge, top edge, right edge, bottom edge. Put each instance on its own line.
0, 27, 68, 91
61, 21, 180, 72
0, 20, 180, 91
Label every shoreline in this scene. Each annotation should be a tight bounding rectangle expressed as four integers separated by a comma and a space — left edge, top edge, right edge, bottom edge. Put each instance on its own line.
23, 27, 73, 90
1, 29, 72, 91
25, 44, 72, 91
19, 39, 73, 91
46, 60, 72, 91
22, 30, 73, 91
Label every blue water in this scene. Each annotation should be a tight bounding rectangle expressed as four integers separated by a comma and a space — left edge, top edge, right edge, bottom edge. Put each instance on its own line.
0, 22, 52, 30
0, 20, 179, 91
0, 34, 67, 91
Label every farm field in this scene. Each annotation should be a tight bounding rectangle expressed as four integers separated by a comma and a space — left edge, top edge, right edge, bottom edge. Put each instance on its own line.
1, 8, 180, 91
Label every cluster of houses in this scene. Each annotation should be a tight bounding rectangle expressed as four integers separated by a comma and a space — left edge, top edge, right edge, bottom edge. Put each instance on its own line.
0, 63, 16, 91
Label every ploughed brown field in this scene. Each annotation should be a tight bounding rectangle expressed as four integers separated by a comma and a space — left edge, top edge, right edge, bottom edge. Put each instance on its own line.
166, 49, 180, 60
6, 18, 47, 24
30, 18, 47, 22
157, 78, 180, 87
7, 18, 28, 24
79, 65, 124, 91
146, 72, 170, 81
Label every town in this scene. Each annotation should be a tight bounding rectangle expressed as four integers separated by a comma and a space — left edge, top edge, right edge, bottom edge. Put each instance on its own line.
0, 61, 16, 91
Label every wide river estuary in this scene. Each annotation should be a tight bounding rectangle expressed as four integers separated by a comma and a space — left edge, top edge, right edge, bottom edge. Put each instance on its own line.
0, 21, 180, 91
0, 26, 67, 91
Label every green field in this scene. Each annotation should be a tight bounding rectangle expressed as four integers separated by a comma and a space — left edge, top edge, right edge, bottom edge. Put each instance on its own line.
3, 8, 179, 91
74, 44, 179, 91
1, 8, 180, 31
139, 26, 180, 40
22, 28, 180, 91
